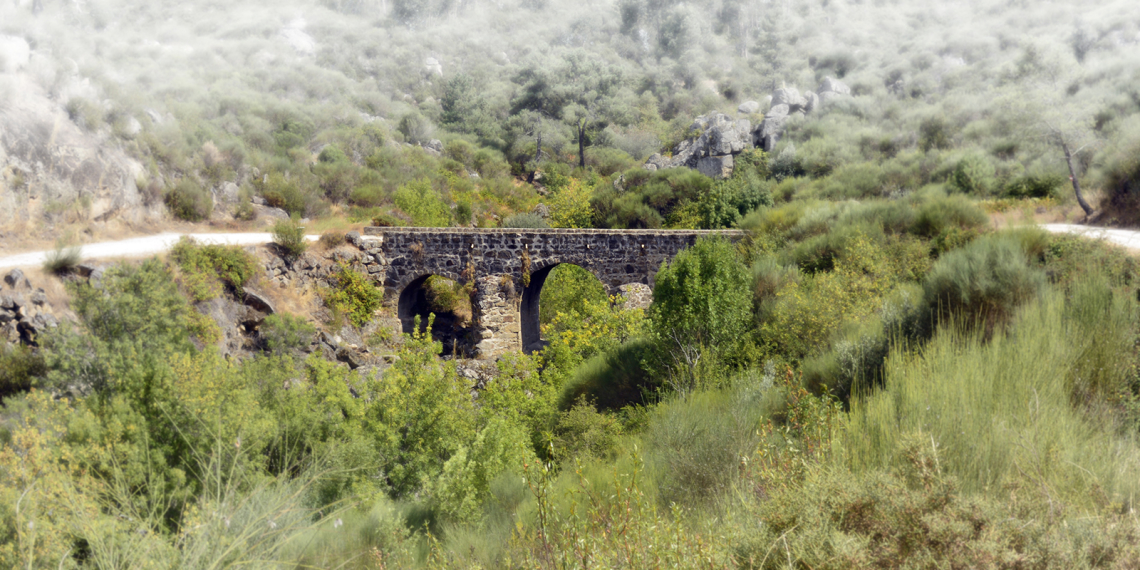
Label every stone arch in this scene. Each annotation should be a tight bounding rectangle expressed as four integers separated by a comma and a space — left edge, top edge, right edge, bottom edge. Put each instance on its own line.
397, 273, 476, 356
519, 261, 611, 354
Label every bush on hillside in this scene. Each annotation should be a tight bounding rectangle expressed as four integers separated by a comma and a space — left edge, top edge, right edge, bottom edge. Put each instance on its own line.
501, 212, 549, 228
170, 237, 259, 301
558, 338, 658, 412
922, 234, 1046, 334
324, 263, 383, 327
911, 194, 989, 239
259, 312, 316, 354
166, 179, 213, 221
272, 218, 308, 261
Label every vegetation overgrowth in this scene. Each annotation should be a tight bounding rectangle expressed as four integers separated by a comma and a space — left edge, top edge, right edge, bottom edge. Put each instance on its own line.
5, 0, 1140, 566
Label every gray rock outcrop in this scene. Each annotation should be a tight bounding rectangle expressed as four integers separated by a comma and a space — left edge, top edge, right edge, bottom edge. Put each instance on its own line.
817, 76, 852, 106
754, 104, 791, 152
737, 100, 761, 115
1, 74, 154, 225
644, 113, 752, 179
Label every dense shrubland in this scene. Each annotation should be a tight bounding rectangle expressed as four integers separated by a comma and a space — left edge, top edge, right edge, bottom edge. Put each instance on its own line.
3, 0, 1140, 226
5, 0, 1140, 566
4, 191, 1140, 566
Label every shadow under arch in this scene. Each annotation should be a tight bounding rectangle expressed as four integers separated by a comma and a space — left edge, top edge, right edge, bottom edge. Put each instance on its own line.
397, 274, 476, 357
520, 262, 609, 354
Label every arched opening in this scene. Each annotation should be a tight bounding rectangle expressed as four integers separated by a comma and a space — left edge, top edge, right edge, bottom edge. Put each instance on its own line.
398, 275, 477, 357
520, 264, 608, 353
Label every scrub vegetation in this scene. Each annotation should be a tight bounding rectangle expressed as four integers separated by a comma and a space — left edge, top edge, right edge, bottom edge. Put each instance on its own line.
4, 0, 1140, 567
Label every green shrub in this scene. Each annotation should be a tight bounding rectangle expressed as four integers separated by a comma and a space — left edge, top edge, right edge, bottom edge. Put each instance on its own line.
847, 289, 1140, 507
393, 178, 451, 227
1001, 173, 1063, 199
166, 179, 213, 221
646, 387, 770, 506
910, 194, 988, 239
324, 263, 383, 327
649, 237, 751, 391
370, 212, 406, 227
501, 212, 549, 228
272, 218, 309, 260
0, 345, 46, 399
258, 172, 323, 217
349, 184, 386, 207
259, 313, 315, 353
549, 397, 624, 463
922, 234, 1046, 333
1098, 141, 1140, 224
948, 153, 996, 194
317, 231, 345, 250
170, 237, 259, 301
558, 337, 658, 411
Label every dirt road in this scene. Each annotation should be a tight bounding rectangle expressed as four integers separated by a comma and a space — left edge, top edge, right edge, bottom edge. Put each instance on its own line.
1040, 224, 1140, 251
0, 233, 318, 270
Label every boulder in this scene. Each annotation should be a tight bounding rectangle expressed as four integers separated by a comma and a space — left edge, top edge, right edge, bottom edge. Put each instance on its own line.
754, 104, 791, 152
30, 289, 46, 306
772, 87, 808, 112
698, 155, 735, 179
644, 112, 752, 178
4, 269, 23, 288
818, 76, 852, 96
804, 91, 820, 113
737, 100, 761, 115
243, 288, 276, 315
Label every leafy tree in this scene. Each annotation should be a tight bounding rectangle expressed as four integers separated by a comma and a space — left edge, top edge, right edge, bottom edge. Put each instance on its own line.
649, 237, 751, 392
511, 50, 633, 168
393, 178, 451, 227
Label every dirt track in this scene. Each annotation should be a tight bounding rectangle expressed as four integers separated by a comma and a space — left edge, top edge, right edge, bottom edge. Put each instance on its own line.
0, 233, 318, 270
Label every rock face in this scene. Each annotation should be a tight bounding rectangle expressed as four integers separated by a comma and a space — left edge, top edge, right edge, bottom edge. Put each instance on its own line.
644, 113, 752, 178
750, 78, 851, 152
0, 74, 155, 225
0, 270, 63, 347
817, 76, 852, 106
737, 100, 761, 115
754, 104, 790, 152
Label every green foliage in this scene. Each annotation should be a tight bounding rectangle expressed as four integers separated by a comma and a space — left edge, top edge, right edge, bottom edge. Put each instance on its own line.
430, 416, 536, 522
501, 212, 549, 228
910, 193, 989, 239
549, 397, 624, 463
558, 337, 659, 412
538, 264, 607, 328
0, 345, 45, 399
165, 178, 213, 221
650, 237, 751, 391
700, 149, 774, 228
324, 263, 383, 327
847, 288, 1140, 506
922, 233, 1046, 333
259, 313, 315, 353
170, 237, 258, 301
393, 178, 451, 227
1002, 173, 1063, 198
949, 152, 996, 194
257, 172, 323, 217
272, 217, 308, 260
593, 168, 712, 229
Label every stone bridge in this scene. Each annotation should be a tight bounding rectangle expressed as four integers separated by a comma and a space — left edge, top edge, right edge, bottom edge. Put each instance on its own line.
357, 227, 744, 358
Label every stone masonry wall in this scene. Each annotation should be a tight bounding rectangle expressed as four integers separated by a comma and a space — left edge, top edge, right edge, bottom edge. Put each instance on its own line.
354, 227, 744, 358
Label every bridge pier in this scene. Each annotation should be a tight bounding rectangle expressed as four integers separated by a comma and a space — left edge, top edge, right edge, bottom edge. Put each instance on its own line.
472, 274, 523, 356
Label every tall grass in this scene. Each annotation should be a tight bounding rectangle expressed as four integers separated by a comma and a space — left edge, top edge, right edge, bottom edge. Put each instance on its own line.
846, 286, 1140, 510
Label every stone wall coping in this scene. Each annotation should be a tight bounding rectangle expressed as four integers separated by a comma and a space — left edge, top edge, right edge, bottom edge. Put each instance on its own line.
363, 227, 746, 237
